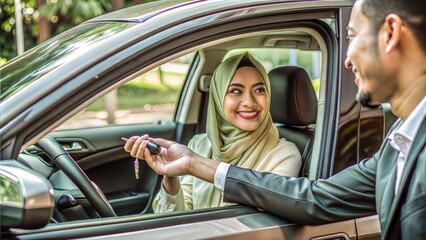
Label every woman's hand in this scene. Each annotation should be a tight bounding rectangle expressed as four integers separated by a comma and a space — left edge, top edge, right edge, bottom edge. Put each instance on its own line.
123, 135, 194, 177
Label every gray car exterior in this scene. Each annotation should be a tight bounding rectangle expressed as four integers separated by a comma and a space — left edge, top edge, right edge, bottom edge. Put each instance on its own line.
0, 0, 386, 239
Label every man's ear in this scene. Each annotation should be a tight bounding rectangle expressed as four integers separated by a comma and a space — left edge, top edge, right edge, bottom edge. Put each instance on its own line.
383, 14, 402, 53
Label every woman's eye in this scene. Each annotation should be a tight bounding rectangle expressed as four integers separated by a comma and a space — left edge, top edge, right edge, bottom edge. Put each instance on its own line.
255, 87, 266, 94
229, 88, 242, 94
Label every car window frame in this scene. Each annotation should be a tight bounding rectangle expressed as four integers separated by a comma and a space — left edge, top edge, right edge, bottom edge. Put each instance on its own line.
0, 1, 386, 238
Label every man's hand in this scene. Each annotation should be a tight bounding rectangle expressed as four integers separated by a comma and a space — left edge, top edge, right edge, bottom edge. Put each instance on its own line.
123, 135, 193, 177
123, 135, 219, 183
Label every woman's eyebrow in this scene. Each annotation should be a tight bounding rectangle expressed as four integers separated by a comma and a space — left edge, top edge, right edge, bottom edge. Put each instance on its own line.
252, 82, 265, 87
228, 82, 265, 88
228, 83, 244, 88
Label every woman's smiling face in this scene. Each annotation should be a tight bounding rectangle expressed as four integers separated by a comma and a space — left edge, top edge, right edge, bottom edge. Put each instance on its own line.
223, 66, 269, 131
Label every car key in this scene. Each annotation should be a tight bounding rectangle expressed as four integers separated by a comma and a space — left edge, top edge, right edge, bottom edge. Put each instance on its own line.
134, 158, 139, 180
121, 137, 161, 155
122, 137, 161, 180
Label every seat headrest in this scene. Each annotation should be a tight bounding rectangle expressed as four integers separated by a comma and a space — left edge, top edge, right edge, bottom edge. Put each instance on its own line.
268, 66, 317, 126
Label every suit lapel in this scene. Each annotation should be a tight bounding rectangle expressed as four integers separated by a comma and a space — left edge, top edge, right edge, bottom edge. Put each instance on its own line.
377, 142, 398, 232
382, 118, 426, 239
377, 119, 401, 226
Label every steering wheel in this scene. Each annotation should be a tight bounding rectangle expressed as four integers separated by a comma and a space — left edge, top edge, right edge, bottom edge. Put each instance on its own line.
36, 136, 116, 218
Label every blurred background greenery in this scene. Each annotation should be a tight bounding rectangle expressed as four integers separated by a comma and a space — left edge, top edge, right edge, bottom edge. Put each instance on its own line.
1, 1, 322, 128
87, 67, 187, 111
0, 0, 159, 65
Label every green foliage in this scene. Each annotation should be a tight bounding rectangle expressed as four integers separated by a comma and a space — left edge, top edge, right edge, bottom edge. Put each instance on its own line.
87, 89, 180, 111
35, 0, 111, 38
38, 0, 111, 28
312, 78, 320, 97
118, 82, 169, 96
0, 57, 7, 67
0, 176, 22, 204
224, 48, 320, 76
1, 0, 160, 62
0, 0, 37, 61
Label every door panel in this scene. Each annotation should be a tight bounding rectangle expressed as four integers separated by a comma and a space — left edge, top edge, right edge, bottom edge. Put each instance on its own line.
355, 215, 381, 240
49, 120, 176, 216
298, 219, 356, 240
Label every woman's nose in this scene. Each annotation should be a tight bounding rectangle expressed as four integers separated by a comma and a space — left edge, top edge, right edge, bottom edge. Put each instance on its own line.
242, 92, 257, 107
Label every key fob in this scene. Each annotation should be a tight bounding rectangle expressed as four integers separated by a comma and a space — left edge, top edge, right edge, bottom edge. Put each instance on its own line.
122, 137, 161, 155
147, 141, 161, 155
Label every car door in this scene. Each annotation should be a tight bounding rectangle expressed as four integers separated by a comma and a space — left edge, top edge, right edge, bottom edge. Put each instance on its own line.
330, 6, 383, 240
1, 1, 384, 239
43, 53, 199, 217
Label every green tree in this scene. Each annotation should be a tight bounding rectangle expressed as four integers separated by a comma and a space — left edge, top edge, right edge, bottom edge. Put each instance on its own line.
0, 0, 37, 62
37, 0, 111, 41
1, 0, 159, 65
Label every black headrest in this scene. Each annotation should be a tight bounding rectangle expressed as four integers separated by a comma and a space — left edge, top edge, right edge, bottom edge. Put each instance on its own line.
268, 66, 317, 126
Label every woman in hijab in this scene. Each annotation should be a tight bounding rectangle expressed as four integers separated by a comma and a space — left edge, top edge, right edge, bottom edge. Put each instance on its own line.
125, 52, 301, 212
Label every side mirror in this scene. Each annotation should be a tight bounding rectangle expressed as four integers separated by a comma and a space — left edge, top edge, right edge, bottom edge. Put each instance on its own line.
0, 161, 54, 229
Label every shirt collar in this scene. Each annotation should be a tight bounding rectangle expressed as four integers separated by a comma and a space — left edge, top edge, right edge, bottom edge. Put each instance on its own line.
389, 96, 426, 157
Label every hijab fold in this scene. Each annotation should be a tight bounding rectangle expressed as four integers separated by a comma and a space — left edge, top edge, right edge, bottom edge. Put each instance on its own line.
154, 53, 300, 211
192, 52, 279, 171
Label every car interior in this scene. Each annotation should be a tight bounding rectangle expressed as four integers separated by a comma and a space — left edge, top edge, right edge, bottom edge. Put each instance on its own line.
15, 27, 328, 223
177, 28, 326, 176
0, 1, 393, 237
1, 4, 389, 238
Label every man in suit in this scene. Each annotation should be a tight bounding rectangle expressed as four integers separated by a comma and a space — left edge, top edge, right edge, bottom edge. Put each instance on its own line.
124, 0, 426, 238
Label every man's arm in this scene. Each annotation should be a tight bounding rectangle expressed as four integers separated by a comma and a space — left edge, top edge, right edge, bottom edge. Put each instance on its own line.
223, 156, 379, 225
126, 135, 377, 225
188, 153, 219, 183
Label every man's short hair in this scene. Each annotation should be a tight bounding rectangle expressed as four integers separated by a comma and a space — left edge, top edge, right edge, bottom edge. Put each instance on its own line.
360, 0, 426, 54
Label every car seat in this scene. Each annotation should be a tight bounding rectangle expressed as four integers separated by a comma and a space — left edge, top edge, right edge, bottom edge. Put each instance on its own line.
268, 66, 318, 177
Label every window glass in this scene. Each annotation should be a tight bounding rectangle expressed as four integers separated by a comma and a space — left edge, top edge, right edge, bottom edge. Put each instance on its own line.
0, 22, 135, 101
322, 18, 336, 34
224, 48, 321, 97
56, 53, 195, 130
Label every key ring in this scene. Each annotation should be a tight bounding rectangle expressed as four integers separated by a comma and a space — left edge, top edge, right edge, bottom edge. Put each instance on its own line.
134, 158, 139, 180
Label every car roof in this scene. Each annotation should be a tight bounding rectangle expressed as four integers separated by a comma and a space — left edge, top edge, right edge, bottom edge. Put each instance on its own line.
86, 0, 353, 24
86, 0, 196, 23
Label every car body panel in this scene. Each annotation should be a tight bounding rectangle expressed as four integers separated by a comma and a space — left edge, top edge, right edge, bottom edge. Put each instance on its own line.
0, 0, 383, 239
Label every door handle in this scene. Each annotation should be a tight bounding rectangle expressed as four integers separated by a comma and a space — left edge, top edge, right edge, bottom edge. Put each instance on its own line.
63, 142, 83, 151
310, 233, 350, 240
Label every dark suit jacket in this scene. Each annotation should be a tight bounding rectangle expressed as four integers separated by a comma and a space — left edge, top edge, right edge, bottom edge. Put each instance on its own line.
223, 118, 425, 240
